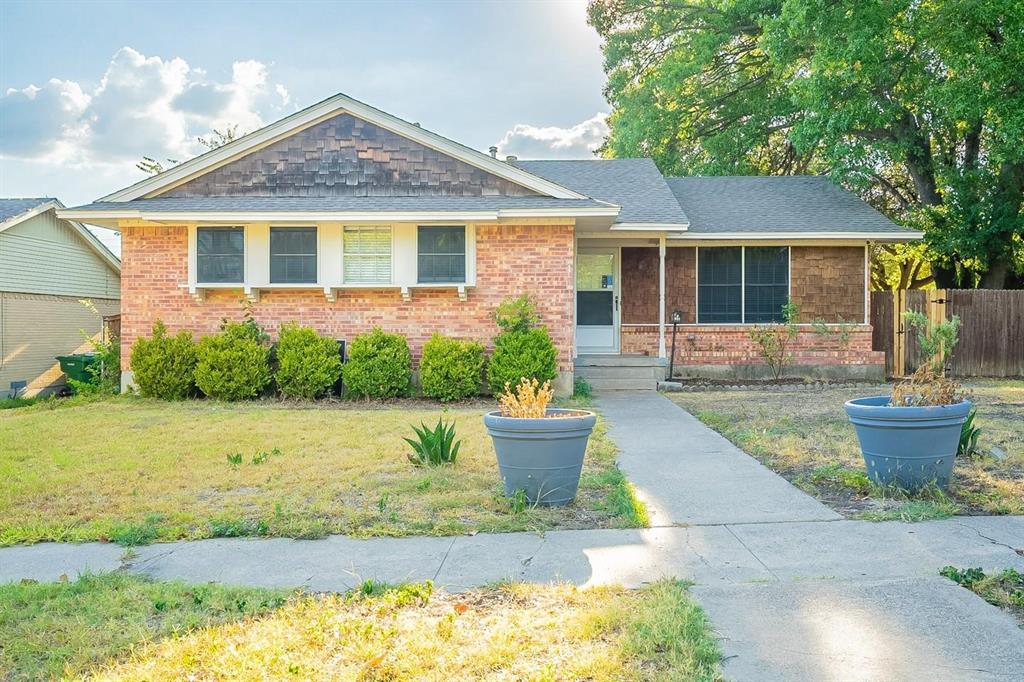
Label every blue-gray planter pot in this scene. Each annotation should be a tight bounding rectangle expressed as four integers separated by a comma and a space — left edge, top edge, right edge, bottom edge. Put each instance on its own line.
484, 409, 597, 507
844, 396, 971, 491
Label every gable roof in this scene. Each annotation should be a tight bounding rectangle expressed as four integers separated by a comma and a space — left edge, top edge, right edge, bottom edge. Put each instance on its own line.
514, 159, 688, 229
99, 93, 588, 202
665, 176, 923, 239
0, 198, 120, 271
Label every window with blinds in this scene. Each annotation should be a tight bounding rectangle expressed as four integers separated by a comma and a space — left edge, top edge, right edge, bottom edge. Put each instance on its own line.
343, 226, 392, 284
197, 227, 244, 283
270, 227, 317, 284
697, 246, 790, 323
417, 226, 466, 283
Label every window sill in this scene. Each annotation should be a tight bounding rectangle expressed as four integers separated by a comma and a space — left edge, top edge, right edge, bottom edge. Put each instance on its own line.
184, 282, 473, 303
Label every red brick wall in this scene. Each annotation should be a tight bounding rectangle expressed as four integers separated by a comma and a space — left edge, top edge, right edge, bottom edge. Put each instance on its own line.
622, 325, 883, 367
119, 224, 574, 372
620, 247, 696, 324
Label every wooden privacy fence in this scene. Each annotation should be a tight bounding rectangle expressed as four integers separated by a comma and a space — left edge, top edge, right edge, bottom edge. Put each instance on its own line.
871, 289, 1024, 377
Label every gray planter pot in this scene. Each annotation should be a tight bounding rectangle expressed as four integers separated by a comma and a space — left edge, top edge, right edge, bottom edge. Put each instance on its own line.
844, 396, 971, 491
484, 408, 597, 507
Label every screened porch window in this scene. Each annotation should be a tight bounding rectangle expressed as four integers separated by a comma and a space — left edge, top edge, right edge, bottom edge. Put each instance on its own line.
417, 226, 466, 283
744, 247, 789, 322
697, 247, 742, 323
270, 227, 317, 284
343, 226, 392, 284
697, 246, 790, 323
197, 227, 244, 283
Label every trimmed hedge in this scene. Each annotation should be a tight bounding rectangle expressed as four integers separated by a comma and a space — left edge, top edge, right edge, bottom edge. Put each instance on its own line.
195, 321, 272, 401
419, 334, 486, 402
342, 328, 413, 399
129, 321, 197, 400
486, 327, 558, 396
275, 323, 343, 399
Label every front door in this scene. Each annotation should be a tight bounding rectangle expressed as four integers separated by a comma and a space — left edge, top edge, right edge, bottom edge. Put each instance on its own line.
575, 248, 619, 353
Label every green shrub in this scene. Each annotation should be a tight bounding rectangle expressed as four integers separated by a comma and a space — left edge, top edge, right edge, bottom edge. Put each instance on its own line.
343, 328, 413, 399
419, 334, 486, 401
493, 294, 540, 333
129, 321, 197, 400
275, 323, 343, 399
195, 321, 272, 401
487, 327, 558, 396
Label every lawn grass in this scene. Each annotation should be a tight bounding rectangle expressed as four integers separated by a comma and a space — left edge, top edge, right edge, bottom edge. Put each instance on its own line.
0, 396, 645, 545
669, 380, 1024, 519
0, 572, 291, 679
0, 574, 720, 681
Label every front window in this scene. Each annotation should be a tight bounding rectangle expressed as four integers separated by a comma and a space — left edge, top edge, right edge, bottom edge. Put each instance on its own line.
270, 227, 317, 284
197, 227, 244, 283
417, 226, 466, 283
697, 246, 790, 323
744, 247, 789, 322
697, 247, 742, 323
343, 226, 392, 284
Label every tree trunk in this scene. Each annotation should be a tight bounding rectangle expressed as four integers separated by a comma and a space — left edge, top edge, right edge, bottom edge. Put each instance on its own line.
980, 259, 1010, 289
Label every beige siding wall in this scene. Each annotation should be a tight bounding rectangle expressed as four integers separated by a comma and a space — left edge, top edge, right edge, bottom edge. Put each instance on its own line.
0, 211, 120, 298
0, 293, 119, 397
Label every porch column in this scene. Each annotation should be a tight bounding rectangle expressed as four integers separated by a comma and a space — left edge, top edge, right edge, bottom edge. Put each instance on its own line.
658, 236, 667, 358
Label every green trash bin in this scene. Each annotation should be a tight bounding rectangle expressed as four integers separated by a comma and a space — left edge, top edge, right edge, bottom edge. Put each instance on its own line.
56, 353, 98, 385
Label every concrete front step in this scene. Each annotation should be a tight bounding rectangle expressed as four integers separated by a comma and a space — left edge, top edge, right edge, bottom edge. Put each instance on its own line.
575, 359, 666, 391
575, 354, 667, 368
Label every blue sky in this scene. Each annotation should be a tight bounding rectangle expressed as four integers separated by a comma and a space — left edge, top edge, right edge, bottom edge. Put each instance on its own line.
0, 0, 609, 250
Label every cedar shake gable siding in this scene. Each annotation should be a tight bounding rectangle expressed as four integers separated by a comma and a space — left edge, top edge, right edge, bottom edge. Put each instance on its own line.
161, 113, 541, 198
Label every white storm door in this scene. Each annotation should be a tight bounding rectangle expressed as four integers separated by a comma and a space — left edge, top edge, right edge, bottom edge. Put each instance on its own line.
575, 248, 620, 353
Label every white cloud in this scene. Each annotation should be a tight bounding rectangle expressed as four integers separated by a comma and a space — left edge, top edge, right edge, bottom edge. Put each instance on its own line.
495, 112, 609, 159
0, 47, 283, 168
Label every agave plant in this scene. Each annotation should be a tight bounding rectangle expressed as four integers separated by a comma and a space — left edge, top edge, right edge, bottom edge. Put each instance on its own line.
958, 407, 982, 458
405, 418, 461, 466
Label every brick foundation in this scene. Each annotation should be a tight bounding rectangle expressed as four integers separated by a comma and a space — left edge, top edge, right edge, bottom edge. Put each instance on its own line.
622, 324, 884, 379
120, 223, 575, 380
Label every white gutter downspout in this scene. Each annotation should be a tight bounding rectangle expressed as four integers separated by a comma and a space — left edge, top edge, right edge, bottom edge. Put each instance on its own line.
658, 235, 667, 359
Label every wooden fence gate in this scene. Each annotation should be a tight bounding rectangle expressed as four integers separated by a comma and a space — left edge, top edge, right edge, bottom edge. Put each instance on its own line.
870, 289, 1024, 378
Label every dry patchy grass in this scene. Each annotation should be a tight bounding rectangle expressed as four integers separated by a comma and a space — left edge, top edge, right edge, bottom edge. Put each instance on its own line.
669, 380, 1024, 519
0, 574, 721, 681
0, 397, 644, 545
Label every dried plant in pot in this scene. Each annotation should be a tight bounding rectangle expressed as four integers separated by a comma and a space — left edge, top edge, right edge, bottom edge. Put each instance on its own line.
483, 378, 596, 506
845, 364, 972, 491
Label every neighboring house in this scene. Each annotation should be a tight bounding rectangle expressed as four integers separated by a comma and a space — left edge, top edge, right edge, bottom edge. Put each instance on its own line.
60, 93, 920, 394
0, 199, 121, 397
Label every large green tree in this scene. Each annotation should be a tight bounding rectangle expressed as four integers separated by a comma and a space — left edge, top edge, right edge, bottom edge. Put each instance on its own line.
589, 0, 1024, 288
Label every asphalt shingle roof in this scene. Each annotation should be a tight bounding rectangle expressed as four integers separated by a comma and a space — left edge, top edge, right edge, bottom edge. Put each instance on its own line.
665, 176, 912, 234
67, 196, 611, 213
0, 198, 56, 223
515, 159, 689, 226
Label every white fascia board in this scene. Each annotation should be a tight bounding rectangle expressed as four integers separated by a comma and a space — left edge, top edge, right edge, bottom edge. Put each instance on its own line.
98, 94, 588, 202
58, 207, 620, 224
668, 231, 924, 241
611, 222, 689, 232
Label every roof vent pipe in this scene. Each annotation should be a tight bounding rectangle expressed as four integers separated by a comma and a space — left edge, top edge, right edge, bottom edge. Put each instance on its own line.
505, 155, 518, 163
488, 146, 498, 158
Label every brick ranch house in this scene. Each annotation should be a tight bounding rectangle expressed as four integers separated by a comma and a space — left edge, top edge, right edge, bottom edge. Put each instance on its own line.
60, 93, 921, 394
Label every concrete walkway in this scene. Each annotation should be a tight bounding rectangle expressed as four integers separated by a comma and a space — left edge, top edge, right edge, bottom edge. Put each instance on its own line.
1, 392, 1022, 680
596, 392, 841, 525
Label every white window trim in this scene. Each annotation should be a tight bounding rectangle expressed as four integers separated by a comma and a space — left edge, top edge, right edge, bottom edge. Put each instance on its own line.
414, 225, 473, 286
342, 224, 394, 286
695, 245, 791, 325
268, 225, 319, 286
185, 222, 476, 303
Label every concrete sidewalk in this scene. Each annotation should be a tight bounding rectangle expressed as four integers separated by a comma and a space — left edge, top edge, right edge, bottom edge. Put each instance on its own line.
596, 392, 841, 525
